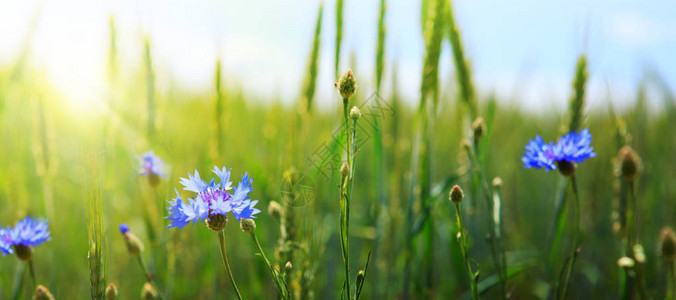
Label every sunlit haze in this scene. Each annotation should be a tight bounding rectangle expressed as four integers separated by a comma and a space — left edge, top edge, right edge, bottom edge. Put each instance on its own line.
1, 0, 675, 112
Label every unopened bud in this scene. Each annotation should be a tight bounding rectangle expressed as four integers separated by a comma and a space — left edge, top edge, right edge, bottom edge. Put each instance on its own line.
460, 139, 471, 153
617, 256, 635, 268
633, 244, 646, 264
450, 185, 464, 204
141, 282, 158, 300
336, 69, 357, 99
120, 224, 144, 256
240, 219, 256, 233
340, 162, 350, 178
285, 261, 293, 272
661, 227, 676, 262
617, 146, 642, 182
356, 269, 365, 283
106, 283, 119, 300
491, 177, 503, 188
472, 117, 486, 140
268, 201, 283, 219
33, 285, 54, 300
612, 221, 621, 234
350, 106, 361, 120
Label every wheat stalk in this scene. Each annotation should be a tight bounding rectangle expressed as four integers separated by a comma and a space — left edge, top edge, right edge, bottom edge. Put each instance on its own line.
83, 151, 107, 299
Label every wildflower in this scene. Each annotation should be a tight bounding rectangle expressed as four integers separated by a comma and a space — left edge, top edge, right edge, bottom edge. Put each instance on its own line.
336, 69, 356, 99
522, 129, 596, 176
166, 166, 261, 231
450, 185, 464, 204
33, 285, 55, 300
139, 151, 167, 187
0, 217, 51, 260
0, 227, 11, 255
119, 223, 144, 256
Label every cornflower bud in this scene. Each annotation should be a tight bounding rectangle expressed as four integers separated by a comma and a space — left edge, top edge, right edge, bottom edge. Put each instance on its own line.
472, 117, 486, 140
268, 201, 283, 219
350, 106, 361, 120
617, 146, 642, 182
106, 283, 119, 300
450, 185, 464, 204
336, 69, 357, 99
119, 223, 144, 256
240, 219, 256, 234
617, 256, 635, 268
340, 162, 350, 179
661, 227, 676, 262
141, 282, 158, 300
33, 285, 55, 300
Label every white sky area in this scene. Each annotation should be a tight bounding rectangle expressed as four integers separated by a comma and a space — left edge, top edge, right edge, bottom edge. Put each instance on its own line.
0, 0, 674, 113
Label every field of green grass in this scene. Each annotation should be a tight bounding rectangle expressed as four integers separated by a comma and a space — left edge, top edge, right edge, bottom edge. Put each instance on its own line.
1, 0, 675, 299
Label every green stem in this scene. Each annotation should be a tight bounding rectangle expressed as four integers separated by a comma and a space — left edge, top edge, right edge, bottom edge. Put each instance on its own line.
468, 141, 507, 299
136, 255, 152, 282
343, 98, 350, 165
218, 231, 243, 300
250, 231, 288, 299
626, 182, 635, 255
27, 260, 36, 288
136, 255, 165, 299
402, 111, 424, 299
667, 261, 675, 300
630, 183, 639, 251
559, 176, 580, 299
454, 203, 479, 300
11, 262, 25, 300
340, 97, 354, 300
571, 177, 580, 256
620, 179, 634, 300
628, 183, 649, 300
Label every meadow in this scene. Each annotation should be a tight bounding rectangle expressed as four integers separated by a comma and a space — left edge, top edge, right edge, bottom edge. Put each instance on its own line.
1, 0, 675, 299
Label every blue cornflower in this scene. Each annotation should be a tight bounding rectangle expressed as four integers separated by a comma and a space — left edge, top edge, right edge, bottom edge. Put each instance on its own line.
139, 151, 167, 187
0, 226, 11, 255
139, 151, 167, 177
0, 217, 51, 259
522, 129, 596, 176
166, 166, 261, 231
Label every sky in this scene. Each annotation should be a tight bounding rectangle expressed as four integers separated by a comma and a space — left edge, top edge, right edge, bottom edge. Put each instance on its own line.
0, 0, 674, 113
